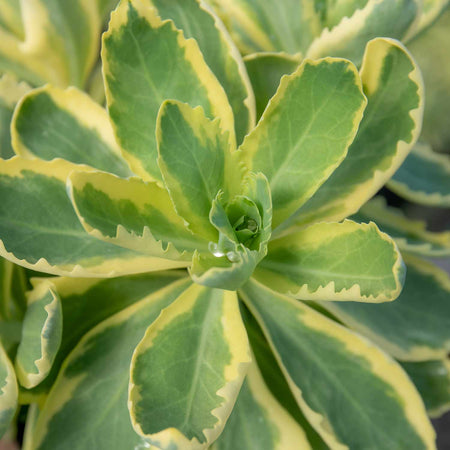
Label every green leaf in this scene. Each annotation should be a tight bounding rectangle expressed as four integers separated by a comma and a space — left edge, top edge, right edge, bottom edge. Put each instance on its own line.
320, 256, 450, 361
190, 172, 272, 290
401, 359, 450, 418
212, 360, 312, 450
144, 0, 255, 144
0, 342, 17, 439
21, 271, 189, 401
239, 57, 366, 228
240, 279, 436, 450
15, 281, 62, 389
243, 52, 299, 120
387, 143, 450, 207
129, 284, 251, 449
255, 220, 404, 302
68, 170, 204, 260
0, 157, 178, 277
294, 37, 424, 226
12, 86, 132, 177
0, 257, 27, 324
157, 100, 241, 241
307, 0, 419, 65
212, 0, 321, 54
28, 277, 191, 450
0, 0, 101, 87
354, 197, 450, 257
0, 74, 30, 159
103, 0, 234, 182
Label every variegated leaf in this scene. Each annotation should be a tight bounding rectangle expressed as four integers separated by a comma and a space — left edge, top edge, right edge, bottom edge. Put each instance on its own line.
143, 0, 255, 144
405, 0, 449, 41
0, 157, 179, 277
320, 256, 450, 361
68, 170, 203, 260
388, 143, 450, 206
28, 278, 191, 450
12, 85, 132, 177
0, 74, 30, 159
212, 0, 321, 54
354, 197, 450, 257
292, 37, 423, 226
157, 100, 241, 241
243, 52, 299, 120
21, 271, 188, 401
0, 0, 101, 87
307, 0, 420, 65
103, 0, 234, 182
239, 57, 366, 228
255, 220, 404, 302
241, 279, 436, 450
401, 359, 450, 418
212, 360, 311, 450
15, 281, 62, 389
0, 341, 17, 438
0, 0, 24, 37
129, 284, 251, 450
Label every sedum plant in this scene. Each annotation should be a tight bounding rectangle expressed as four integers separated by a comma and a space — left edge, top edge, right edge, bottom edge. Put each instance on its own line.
0, 0, 445, 448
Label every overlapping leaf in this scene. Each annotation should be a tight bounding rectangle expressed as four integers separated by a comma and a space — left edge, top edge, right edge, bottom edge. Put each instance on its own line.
255, 220, 404, 302
103, 0, 235, 182
239, 57, 366, 228
28, 277, 191, 450
241, 279, 436, 450
0, 342, 17, 439
129, 284, 251, 449
292, 37, 423, 226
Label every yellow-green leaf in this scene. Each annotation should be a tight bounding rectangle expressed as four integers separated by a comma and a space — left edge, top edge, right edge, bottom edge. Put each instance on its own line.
102, 0, 234, 182
0, 341, 17, 439
241, 279, 436, 450
129, 284, 251, 449
255, 220, 404, 302
239, 57, 366, 228
15, 281, 62, 389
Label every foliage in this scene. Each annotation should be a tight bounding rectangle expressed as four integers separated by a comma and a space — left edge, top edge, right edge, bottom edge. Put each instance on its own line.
0, 0, 448, 449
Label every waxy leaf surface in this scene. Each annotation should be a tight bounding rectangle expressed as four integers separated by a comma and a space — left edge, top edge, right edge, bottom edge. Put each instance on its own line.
241, 279, 436, 450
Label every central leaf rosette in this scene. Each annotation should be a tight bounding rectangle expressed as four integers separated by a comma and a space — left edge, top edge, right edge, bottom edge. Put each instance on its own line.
156, 100, 272, 290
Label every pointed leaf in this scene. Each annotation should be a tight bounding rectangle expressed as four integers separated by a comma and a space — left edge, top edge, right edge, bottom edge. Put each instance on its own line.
15, 281, 62, 389
212, 0, 321, 54
0, 342, 17, 439
68, 170, 204, 259
255, 220, 404, 302
354, 197, 450, 257
294, 37, 424, 226
243, 52, 299, 120
129, 284, 251, 449
239, 58, 366, 228
144, 0, 255, 143
0, 74, 30, 159
213, 360, 311, 450
401, 359, 450, 418
103, 0, 235, 182
21, 271, 188, 400
28, 278, 191, 450
307, 0, 419, 65
157, 100, 241, 241
388, 143, 450, 207
320, 256, 450, 361
0, 157, 178, 277
408, 9, 450, 153
241, 279, 436, 450
0, 0, 101, 87
12, 86, 132, 177
406, 0, 448, 38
